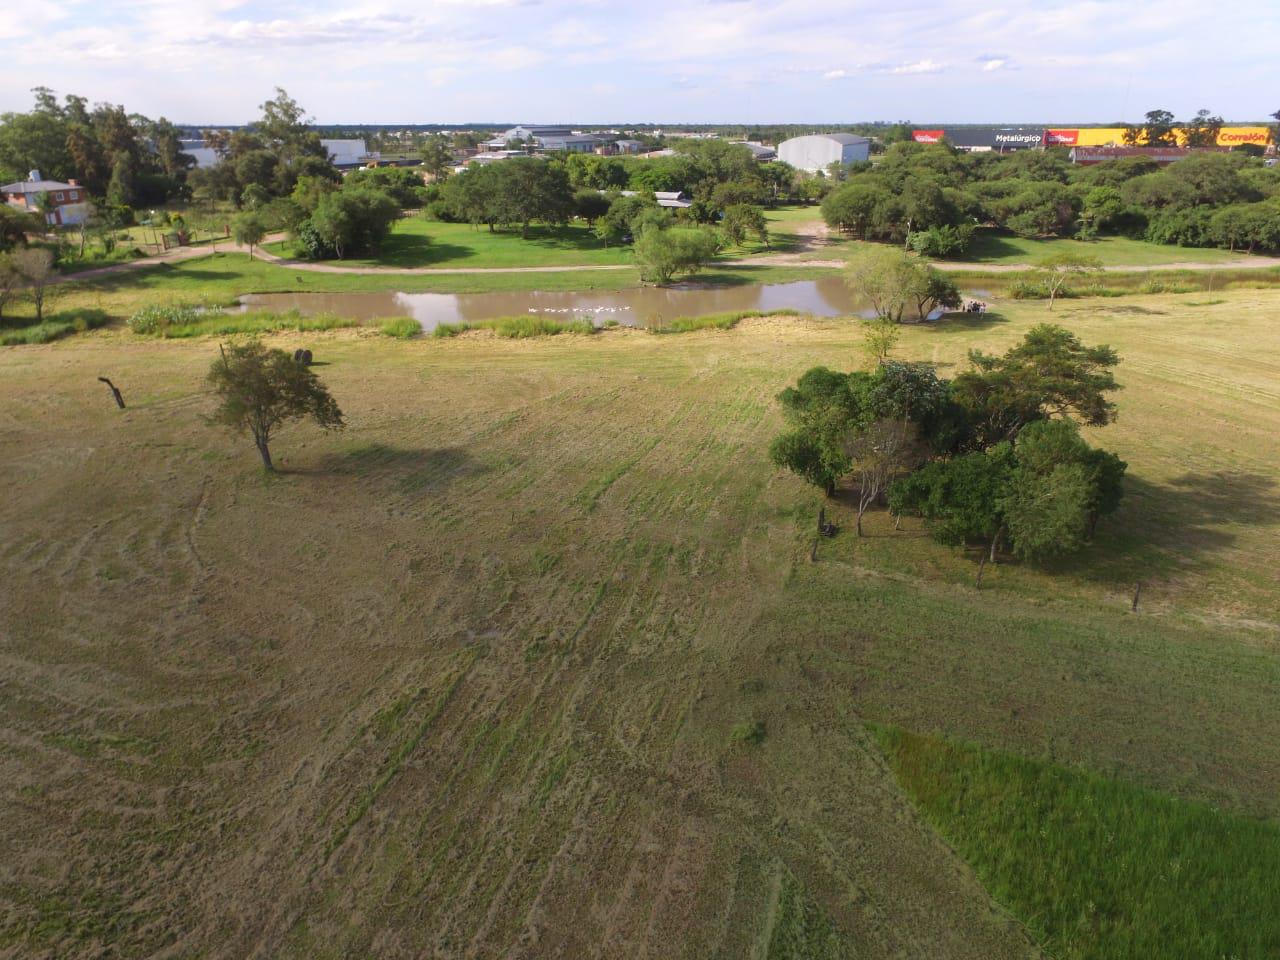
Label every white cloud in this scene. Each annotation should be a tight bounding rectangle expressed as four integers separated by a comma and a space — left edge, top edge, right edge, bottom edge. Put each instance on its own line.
889, 59, 945, 75
0, 0, 1277, 121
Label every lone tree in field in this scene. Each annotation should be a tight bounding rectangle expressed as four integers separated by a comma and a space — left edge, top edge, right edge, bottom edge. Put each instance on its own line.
859, 316, 900, 367
207, 341, 345, 470
844, 246, 957, 322
232, 211, 267, 260
11, 247, 57, 322
1031, 252, 1103, 310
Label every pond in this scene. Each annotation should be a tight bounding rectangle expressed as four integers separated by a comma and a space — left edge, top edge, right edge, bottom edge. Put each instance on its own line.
238, 277, 983, 332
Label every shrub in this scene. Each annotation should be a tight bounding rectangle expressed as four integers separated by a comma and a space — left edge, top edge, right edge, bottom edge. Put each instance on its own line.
379, 317, 422, 339
431, 316, 597, 339
729, 720, 766, 745
0, 308, 111, 346
128, 303, 206, 334
908, 223, 975, 258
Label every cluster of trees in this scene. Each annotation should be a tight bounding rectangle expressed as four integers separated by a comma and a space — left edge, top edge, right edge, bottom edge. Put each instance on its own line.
0, 87, 192, 210
770, 325, 1125, 561
188, 89, 338, 209
435, 158, 573, 236
820, 130, 1280, 255
843, 247, 962, 324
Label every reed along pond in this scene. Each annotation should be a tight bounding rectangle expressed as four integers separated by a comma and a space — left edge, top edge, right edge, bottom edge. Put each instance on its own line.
237, 276, 965, 332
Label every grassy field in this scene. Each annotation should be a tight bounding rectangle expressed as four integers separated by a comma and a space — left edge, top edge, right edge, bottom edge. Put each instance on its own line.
877, 727, 1280, 958
265, 217, 636, 269
1, 290, 1278, 957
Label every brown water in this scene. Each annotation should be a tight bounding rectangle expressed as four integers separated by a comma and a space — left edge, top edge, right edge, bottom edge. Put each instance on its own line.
238, 277, 968, 331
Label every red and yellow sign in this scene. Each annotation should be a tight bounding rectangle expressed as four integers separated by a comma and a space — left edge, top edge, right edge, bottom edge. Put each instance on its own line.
911, 126, 1271, 148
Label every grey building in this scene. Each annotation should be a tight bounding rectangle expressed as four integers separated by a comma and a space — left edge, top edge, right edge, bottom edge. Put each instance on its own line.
777, 133, 870, 172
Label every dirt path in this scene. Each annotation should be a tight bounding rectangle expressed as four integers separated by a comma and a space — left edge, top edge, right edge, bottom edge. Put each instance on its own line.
50, 233, 290, 284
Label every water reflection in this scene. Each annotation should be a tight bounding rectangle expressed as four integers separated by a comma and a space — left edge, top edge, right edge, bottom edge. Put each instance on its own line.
239, 276, 945, 332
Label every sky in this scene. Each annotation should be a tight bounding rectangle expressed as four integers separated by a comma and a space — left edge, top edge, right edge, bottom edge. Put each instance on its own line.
2, 0, 1277, 125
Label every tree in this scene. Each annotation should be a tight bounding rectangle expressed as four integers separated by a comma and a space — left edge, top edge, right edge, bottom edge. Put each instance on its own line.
0, 256, 20, 320
0, 205, 38, 252
10, 247, 57, 321
1030, 252, 1103, 310
912, 270, 961, 320
302, 187, 399, 259
232, 211, 268, 259
633, 227, 720, 284
1124, 109, 1177, 147
1181, 109, 1224, 148
951, 324, 1121, 447
998, 420, 1100, 560
859, 317, 900, 366
572, 187, 611, 225
822, 181, 894, 238
419, 135, 454, 181
844, 417, 922, 536
206, 340, 345, 470
889, 444, 1014, 556
720, 204, 769, 248
769, 367, 861, 495
594, 193, 659, 245
843, 246, 929, 323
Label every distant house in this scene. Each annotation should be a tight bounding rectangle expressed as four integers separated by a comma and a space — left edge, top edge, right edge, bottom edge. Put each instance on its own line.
1068, 145, 1230, 166
777, 134, 870, 172
614, 139, 645, 155
2, 170, 89, 226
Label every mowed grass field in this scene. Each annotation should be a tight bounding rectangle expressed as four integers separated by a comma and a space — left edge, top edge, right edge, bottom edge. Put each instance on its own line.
1, 290, 1278, 957
264, 217, 636, 269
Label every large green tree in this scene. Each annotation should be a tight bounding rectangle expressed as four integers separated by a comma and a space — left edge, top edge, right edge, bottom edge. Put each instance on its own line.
207, 341, 345, 470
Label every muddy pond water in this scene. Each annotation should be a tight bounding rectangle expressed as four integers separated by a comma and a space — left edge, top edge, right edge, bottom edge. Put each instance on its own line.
238, 277, 982, 331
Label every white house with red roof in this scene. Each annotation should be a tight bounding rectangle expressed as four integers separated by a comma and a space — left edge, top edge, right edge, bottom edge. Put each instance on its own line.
2, 170, 90, 226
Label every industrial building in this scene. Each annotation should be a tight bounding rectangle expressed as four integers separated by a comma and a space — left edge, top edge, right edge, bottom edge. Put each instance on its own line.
777, 133, 870, 172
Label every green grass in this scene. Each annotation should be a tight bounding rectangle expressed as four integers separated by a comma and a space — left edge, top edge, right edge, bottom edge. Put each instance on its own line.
0, 307, 111, 345
3, 283, 1280, 956
432, 315, 597, 339
378, 317, 422, 339
157, 309, 359, 339
875, 725, 1280, 959
650, 308, 803, 334
265, 217, 634, 269
963, 231, 1247, 266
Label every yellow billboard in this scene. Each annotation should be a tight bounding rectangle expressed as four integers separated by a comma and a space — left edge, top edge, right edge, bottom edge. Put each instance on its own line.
1062, 126, 1270, 147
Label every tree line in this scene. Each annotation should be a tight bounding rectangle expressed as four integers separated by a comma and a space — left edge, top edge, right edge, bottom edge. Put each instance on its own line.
820, 131, 1280, 256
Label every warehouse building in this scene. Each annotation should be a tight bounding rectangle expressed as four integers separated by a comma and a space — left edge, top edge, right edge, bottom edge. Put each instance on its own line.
777, 133, 870, 172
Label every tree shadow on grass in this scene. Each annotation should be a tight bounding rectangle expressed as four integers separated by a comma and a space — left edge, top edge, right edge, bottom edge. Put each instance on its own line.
925, 310, 1011, 333
380, 238, 472, 267
1046, 471, 1280, 585
1101, 305, 1168, 316
304, 443, 490, 494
